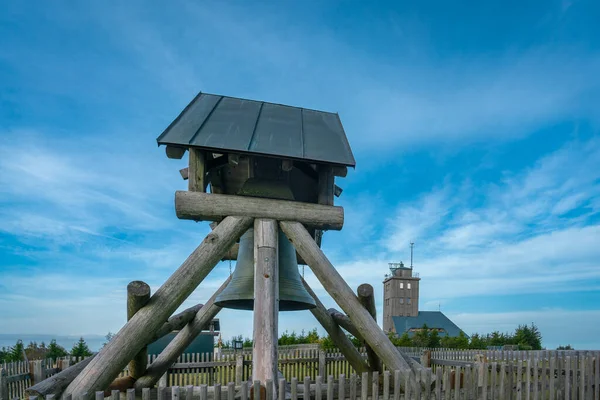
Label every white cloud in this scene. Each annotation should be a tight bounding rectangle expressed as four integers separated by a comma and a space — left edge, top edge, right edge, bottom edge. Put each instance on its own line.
326, 137, 600, 324
18, 1, 597, 155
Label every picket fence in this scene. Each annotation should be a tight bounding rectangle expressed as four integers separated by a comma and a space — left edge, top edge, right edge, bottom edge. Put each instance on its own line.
2, 349, 599, 399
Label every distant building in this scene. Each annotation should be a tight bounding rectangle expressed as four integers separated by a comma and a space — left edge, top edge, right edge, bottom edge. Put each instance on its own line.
383, 262, 466, 338
147, 319, 220, 359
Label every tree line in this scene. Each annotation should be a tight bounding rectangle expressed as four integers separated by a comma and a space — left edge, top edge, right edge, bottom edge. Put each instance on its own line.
219, 323, 553, 351
0, 337, 93, 363
387, 323, 544, 350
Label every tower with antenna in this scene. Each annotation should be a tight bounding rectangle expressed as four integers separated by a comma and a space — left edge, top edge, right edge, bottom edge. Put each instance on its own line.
382, 243, 420, 333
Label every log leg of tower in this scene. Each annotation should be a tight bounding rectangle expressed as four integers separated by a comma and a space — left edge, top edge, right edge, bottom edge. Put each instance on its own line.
252, 219, 279, 400
301, 278, 370, 375
279, 221, 416, 390
63, 216, 253, 400
328, 307, 434, 387
356, 284, 383, 373
134, 276, 230, 389
127, 281, 151, 379
26, 304, 204, 399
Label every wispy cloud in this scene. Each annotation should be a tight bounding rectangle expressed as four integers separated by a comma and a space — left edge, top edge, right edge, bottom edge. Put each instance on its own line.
11, 1, 595, 156
327, 136, 600, 314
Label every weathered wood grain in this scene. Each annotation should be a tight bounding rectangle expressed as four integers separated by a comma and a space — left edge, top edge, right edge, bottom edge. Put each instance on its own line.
356, 284, 382, 373
188, 149, 205, 192
26, 357, 94, 399
127, 282, 151, 380
175, 191, 343, 231
327, 309, 362, 340
279, 221, 414, 391
63, 216, 253, 400
134, 277, 231, 389
252, 219, 279, 400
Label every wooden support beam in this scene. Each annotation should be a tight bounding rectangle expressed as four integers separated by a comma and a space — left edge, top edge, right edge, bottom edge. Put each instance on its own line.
188, 148, 206, 192
175, 191, 344, 231
63, 216, 253, 400
134, 276, 230, 389
332, 166, 348, 177
334, 185, 343, 197
315, 166, 335, 247
25, 304, 205, 399
252, 219, 279, 400
301, 278, 370, 375
127, 281, 151, 380
279, 221, 415, 390
179, 167, 189, 180
151, 303, 204, 341
328, 309, 434, 387
357, 284, 383, 373
328, 308, 362, 339
166, 146, 186, 159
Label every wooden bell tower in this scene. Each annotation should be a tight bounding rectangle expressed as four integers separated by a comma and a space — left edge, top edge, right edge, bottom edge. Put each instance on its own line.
47, 92, 430, 400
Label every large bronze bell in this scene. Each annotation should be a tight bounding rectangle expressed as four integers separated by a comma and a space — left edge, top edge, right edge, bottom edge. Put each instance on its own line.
214, 227, 317, 311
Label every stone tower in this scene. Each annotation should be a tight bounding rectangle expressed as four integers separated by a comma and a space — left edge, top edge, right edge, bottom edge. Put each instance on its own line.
382, 262, 421, 333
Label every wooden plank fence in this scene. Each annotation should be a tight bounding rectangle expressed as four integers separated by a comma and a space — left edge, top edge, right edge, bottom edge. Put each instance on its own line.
2, 349, 599, 399
16, 365, 600, 400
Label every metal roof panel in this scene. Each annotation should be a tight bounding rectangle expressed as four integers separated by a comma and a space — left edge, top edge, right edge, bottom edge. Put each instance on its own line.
249, 103, 304, 158
157, 93, 220, 146
157, 92, 356, 167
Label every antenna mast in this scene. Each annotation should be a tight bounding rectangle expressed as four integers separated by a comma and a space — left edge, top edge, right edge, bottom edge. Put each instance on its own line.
410, 242, 414, 268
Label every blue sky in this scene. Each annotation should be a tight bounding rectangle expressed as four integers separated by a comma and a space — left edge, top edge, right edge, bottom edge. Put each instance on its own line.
1, 0, 600, 350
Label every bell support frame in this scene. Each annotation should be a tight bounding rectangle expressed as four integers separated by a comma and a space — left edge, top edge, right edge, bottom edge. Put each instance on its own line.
57, 194, 417, 400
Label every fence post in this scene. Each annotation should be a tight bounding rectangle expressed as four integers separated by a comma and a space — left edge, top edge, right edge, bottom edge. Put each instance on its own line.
158, 371, 168, 388
318, 349, 326, 378
475, 354, 485, 387
0, 368, 7, 400
62, 357, 71, 370
236, 355, 244, 385
32, 360, 44, 385
420, 351, 431, 368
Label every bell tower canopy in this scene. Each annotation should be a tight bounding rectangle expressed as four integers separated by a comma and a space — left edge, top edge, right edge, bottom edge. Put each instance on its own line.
156, 92, 356, 168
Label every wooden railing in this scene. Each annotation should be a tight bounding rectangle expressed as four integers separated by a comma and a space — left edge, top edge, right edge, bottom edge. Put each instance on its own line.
17, 365, 600, 400
2, 348, 599, 399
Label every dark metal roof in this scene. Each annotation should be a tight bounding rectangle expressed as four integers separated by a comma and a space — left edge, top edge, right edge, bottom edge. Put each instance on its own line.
157, 92, 356, 167
392, 311, 468, 338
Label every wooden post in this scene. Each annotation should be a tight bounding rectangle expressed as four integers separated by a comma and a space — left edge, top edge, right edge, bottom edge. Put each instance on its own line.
421, 351, 431, 368
318, 350, 326, 378
235, 355, 244, 385
356, 284, 382, 373
127, 281, 151, 379
279, 221, 417, 391
64, 216, 253, 400
0, 368, 7, 400
175, 191, 344, 231
32, 360, 44, 385
158, 372, 168, 388
188, 148, 205, 192
315, 166, 335, 247
300, 278, 369, 375
252, 219, 279, 400
134, 276, 231, 389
